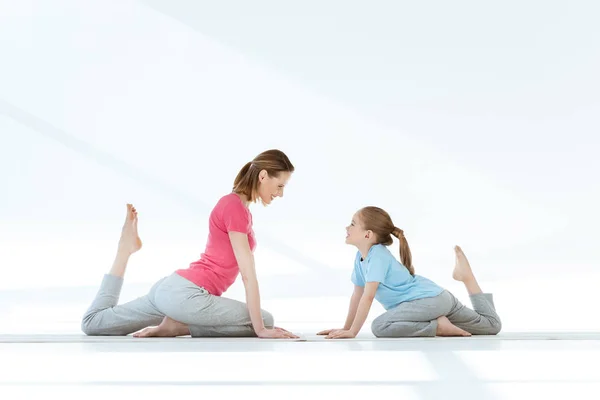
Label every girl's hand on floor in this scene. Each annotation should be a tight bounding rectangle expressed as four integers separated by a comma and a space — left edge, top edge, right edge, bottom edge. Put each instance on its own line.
325, 329, 356, 339
317, 328, 343, 336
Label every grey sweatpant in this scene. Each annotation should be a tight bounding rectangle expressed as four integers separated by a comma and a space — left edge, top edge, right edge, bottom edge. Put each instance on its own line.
81, 272, 274, 337
371, 290, 502, 337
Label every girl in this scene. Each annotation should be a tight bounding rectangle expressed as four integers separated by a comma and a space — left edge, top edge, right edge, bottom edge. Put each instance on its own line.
318, 206, 502, 338
81, 149, 299, 339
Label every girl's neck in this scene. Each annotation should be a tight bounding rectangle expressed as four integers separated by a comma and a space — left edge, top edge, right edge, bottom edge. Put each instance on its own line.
358, 243, 375, 261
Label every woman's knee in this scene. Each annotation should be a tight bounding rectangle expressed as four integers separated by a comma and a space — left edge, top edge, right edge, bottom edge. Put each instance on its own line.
80, 313, 110, 336
262, 310, 274, 328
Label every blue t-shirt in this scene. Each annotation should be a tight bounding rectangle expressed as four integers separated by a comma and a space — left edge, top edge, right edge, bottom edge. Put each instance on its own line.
351, 244, 444, 310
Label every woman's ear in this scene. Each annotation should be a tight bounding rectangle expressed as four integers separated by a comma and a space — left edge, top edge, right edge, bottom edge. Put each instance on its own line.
259, 169, 268, 182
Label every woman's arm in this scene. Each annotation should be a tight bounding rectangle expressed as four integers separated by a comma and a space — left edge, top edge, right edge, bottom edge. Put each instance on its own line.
229, 232, 297, 339
229, 232, 264, 333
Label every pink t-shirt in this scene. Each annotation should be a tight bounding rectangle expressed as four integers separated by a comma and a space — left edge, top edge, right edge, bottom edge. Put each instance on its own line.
176, 192, 256, 296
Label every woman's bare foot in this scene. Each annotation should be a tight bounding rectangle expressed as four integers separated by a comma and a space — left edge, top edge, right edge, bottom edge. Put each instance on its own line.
118, 204, 142, 255
109, 204, 143, 277
436, 316, 471, 337
133, 316, 190, 338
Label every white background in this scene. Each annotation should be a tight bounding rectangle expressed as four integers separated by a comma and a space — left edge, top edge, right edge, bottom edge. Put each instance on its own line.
1, 0, 598, 334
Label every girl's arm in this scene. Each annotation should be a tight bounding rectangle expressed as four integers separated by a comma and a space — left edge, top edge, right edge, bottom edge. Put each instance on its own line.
348, 281, 379, 335
229, 232, 297, 339
317, 285, 364, 336
326, 281, 379, 339
343, 285, 364, 329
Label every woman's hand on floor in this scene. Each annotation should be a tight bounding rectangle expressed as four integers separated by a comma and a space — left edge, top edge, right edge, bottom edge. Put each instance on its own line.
257, 327, 299, 339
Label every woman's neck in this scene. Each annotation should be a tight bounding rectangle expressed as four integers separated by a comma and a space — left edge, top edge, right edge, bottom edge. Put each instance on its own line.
233, 191, 251, 208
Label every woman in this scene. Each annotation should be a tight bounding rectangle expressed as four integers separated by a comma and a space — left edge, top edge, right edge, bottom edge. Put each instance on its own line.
81, 149, 299, 339
318, 206, 502, 338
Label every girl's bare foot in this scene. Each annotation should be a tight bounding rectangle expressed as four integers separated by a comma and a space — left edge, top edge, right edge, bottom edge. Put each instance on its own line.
436, 316, 471, 337
118, 204, 142, 255
452, 245, 483, 295
452, 245, 474, 282
133, 316, 190, 338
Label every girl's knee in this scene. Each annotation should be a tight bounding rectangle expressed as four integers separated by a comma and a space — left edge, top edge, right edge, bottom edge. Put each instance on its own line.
370, 320, 387, 337
81, 317, 96, 336
488, 319, 502, 335
475, 318, 501, 335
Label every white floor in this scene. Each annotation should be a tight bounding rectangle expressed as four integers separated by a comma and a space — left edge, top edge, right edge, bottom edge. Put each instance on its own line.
2, 280, 600, 399
1, 333, 599, 400
1, 252, 599, 399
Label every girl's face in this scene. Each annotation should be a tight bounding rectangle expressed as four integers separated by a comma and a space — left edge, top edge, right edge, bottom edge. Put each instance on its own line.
345, 212, 372, 246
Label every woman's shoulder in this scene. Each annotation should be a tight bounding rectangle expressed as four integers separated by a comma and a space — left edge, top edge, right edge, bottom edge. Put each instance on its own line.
210, 192, 248, 216
215, 192, 243, 208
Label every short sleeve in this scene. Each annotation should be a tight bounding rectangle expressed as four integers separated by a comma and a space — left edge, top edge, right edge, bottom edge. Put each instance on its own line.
222, 198, 251, 234
365, 250, 389, 283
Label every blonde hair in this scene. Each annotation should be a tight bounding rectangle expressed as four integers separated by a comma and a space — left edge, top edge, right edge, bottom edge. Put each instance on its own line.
358, 206, 414, 275
232, 149, 294, 203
